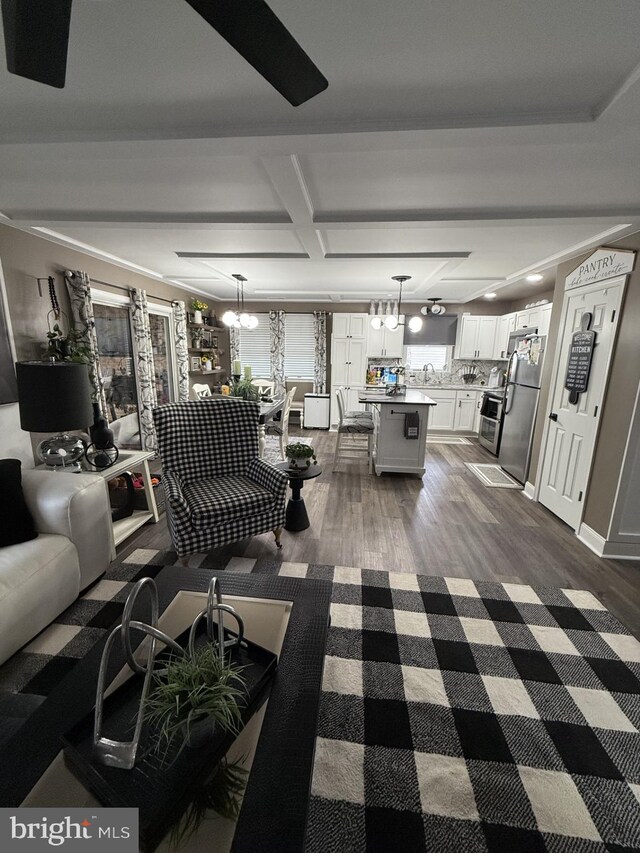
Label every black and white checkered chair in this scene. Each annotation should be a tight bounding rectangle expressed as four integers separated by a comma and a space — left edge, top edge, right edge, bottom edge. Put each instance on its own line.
153, 399, 288, 557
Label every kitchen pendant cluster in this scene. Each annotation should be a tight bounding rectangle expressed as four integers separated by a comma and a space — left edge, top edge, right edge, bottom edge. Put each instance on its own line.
370, 276, 425, 334
222, 274, 259, 329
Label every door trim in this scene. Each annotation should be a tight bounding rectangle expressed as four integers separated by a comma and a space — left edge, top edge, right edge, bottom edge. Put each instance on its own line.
533, 274, 627, 531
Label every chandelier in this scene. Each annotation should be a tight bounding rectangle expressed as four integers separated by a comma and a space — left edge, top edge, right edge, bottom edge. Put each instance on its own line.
370, 276, 424, 333
222, 274, 259, 329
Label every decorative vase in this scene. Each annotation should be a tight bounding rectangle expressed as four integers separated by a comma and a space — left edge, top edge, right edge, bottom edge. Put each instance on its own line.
90, 402, 114, 450
193, 309, 202, 325
202, 359, 212, 372
289, 456, 309, 470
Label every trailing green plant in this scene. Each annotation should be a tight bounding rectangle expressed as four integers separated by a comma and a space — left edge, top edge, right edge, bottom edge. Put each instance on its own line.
45, 323, 91, 364
231, 379, 261, 402
169, 756, 248, 848
144, 644, 246, 754
285, 442, 317, 465
191, 299, 209, 312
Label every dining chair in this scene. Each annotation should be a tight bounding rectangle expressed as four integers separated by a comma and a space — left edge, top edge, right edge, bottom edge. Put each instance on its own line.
333, 388, 374, 474
266, 386, 296, 460
153, 399, 288, 557
252, 378, 275, 397
192, 383, 212, 400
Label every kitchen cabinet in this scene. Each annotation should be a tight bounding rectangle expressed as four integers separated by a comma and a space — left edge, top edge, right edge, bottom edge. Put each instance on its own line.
515, 307, 542, 331
332, 313, 367, 339
331, 336, 367, 387
454, 392, 477, 432
494, 312, 517, 360
426, 391, 457, 430
538, 303, 552, 338
455, 315, 498, 359
366, 318, 405, 357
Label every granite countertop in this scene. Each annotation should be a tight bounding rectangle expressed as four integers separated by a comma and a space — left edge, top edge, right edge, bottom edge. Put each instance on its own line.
358, 389, 437, 405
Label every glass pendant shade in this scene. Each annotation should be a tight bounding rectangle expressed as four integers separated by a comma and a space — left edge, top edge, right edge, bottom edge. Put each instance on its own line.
222, 310, 237, 327
408, 315, 423, 333
247, 315, 259, 329
239, 312, 251, 328
384, 314, 399, 331
370, 316, 384, 330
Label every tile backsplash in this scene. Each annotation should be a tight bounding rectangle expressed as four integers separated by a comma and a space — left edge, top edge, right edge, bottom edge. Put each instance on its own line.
405, 359, 506, 386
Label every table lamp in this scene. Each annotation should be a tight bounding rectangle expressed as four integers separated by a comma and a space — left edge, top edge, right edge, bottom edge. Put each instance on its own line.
16, 361, 93, 472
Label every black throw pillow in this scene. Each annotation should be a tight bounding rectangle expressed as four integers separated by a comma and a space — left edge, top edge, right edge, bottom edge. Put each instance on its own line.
0, 458, 38, 547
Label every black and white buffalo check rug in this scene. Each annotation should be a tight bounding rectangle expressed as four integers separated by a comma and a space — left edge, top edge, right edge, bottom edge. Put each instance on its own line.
1, 549, 640, 852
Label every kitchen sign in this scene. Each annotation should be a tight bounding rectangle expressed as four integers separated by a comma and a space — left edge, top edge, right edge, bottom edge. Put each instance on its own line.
565, 313, 596, 404
565, 247, 635, 290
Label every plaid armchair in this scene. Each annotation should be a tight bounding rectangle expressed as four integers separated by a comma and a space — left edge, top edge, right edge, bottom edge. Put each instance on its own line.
153, 399, 288, 557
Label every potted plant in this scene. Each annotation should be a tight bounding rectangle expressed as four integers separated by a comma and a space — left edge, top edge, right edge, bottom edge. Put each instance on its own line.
191, 299, 208, 325
144, 644, 246, 752
285, 441, 317, 470
200, 351, 214, 372
231, 378, 260, 402
191, 326, 204, 349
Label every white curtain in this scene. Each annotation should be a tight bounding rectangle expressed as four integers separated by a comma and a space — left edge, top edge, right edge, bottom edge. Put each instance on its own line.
172, 301, 190, 402
313, 310, 327, 393
269, 310, 286, 397
63, 270, 108, 416
131, 289, 158, 453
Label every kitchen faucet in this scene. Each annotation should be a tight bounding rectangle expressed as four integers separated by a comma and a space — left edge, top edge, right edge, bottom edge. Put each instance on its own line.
423, 363, 436, 383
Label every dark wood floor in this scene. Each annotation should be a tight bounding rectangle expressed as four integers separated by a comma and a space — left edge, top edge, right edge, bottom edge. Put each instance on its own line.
125, 430, 640, 637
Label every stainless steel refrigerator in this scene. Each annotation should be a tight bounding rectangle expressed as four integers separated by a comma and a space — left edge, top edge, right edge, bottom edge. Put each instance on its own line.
499, 331, 546, 484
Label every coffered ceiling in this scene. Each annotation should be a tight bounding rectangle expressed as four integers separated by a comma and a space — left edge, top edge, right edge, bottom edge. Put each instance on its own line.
1, 0, 639, 303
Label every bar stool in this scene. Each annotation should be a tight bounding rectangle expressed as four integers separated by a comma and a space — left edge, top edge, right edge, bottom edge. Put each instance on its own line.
333, 390, 374, 474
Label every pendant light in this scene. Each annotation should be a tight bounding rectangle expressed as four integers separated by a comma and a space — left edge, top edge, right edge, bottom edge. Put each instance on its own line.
222, 275, 258, 329
369, 275, 423, 333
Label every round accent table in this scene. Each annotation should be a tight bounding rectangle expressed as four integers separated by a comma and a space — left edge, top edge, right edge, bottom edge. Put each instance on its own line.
274, 461, 323, 532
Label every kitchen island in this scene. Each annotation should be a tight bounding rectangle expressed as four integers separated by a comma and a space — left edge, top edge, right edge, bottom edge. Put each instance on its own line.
358, 389, 437, 476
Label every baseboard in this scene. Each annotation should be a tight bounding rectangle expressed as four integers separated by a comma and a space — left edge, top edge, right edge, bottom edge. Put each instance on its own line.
522, 481, 536, 500
577, 524, 640, 560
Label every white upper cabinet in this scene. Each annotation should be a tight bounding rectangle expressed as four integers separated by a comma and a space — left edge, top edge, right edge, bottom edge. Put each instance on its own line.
366, 317, 405, 357
333, 312, 368, 339
515, 307, 542, 331
494, 312, 517, 360
455, 315, 498, 359
538, 303, 553, 338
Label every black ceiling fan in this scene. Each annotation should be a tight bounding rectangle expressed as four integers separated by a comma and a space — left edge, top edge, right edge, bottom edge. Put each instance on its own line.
1, 0, 328, 106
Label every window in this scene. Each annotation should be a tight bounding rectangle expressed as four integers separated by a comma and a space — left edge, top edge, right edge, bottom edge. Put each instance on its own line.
238, 314, 270, 377
405, 344, 451, 371
148, 309, 176, 405
284, 314, 315, 379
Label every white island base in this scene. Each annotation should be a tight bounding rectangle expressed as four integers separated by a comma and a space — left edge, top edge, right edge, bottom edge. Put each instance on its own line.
358, 389, 437, 476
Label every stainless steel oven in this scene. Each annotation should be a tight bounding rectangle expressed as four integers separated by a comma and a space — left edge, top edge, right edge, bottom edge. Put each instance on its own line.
478, 391, 504, 455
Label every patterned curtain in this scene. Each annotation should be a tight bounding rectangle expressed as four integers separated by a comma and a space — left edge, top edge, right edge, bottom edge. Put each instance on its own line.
63, 270, 108, 416
131, 289, 158, 453
229, 325, 240, 364
313, 310, 327, 393
172, 301, 190, 402
269, 310, 286, 397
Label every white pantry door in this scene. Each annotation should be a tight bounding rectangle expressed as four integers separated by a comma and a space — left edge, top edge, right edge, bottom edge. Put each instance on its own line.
538, 277, 624, 529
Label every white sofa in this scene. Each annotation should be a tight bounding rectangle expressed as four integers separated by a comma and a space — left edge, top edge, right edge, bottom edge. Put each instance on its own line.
0, 470, 113, 665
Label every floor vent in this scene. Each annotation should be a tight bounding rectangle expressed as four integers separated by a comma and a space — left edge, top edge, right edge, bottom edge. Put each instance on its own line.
426, 436, 472, 445
465, 462, 522, 489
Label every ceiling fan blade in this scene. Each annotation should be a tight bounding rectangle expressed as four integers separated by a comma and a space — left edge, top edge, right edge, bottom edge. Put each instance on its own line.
183, 0, 328, 106
1, 0, 72, 88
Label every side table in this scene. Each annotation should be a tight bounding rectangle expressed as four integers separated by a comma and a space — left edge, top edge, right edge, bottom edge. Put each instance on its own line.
274, 461, 322, 531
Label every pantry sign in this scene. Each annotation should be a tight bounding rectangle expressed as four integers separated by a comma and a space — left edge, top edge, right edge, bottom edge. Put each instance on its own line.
565, 247, 635, 290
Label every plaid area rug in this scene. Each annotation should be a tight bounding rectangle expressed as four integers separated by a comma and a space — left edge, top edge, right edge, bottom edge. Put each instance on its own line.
2, 551, 640, 852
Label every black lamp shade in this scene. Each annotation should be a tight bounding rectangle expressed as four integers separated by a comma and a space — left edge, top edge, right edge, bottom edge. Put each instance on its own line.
16, 361, 93, 432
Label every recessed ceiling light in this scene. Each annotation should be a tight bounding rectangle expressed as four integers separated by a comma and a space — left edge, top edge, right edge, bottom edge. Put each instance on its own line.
526, 274, 543, 283
484, 292, 497, 299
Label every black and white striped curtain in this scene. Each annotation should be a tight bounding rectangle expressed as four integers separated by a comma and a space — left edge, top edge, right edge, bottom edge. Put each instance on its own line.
131, 289, 158, 453
64, 270, 108, 417
172, 301, 190, 402
313, 310, 327, 393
